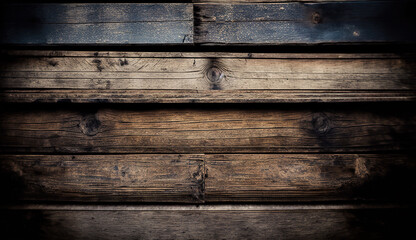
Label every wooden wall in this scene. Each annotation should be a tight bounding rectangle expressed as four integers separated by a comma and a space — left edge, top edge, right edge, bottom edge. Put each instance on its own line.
1, 1, 415, 239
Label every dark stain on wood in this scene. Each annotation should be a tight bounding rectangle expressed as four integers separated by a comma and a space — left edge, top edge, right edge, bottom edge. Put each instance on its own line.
78, 113, 101, 136
119, 58, 128, 66
92, 59, 104, 72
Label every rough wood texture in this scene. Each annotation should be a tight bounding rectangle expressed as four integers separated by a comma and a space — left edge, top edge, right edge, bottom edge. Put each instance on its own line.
1, 51, 415, 103
1, 105, 415, 153
194, 0, 377, 2
0, 205, 413, 240
205, 154, 416, 202
0, 3, 193, 44
195, 2, 416, 44
3, 89, 416, 103
1, 154, 414, 203
0, 155, 204, 203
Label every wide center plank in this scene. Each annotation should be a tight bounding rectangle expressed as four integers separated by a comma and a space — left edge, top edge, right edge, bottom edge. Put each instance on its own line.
1, 105, 415, 153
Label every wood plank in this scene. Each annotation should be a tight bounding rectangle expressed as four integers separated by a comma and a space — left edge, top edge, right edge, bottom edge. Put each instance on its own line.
0, 3, 193, 45
195, 2, 416, 44
1, 51, 415, 103
1, 154, 414, 203
0, 154, 204, 203
205, 154, 416, 202
0, 205, 413, 240
1, 105, 415, 153
3, 89, 416, 103
194, 0, 377, 2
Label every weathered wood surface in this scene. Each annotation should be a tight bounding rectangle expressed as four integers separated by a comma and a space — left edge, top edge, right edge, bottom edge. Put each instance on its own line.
0, 205, 413, 240
205, 154, 416, 202
0, 3, 193, 45
0, 155, 204, 203
1, 51, 415, 103
194, 0, 378, 2
1, 105, 415, 153
4, 89, 416, 103
195, 2, 416, 44
1, 154, 414, 203
1, 2, 415, 45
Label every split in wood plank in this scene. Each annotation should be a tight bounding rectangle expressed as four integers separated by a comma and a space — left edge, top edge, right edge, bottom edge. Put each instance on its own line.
1, 154, 414, 203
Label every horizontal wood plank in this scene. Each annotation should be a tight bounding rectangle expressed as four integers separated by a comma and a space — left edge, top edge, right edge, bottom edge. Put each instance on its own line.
194, 0, 377, 2
1, 105, 415, 153
205, 154, 416, 202
0, 3, 193, 45
0, 154, 204, 203
1, 51, 415, 103
1, 154, 414, 203
3, 89, 416, 103
0, 205, 413, 239
195, 2, 416, 44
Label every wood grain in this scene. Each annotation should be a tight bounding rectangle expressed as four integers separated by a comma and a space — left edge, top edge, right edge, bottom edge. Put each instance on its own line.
205, 154, 416, 202
1, 51, 415, 103
1, 154, 414, 203
0, 3, 193, 44
195, 2, 416, 44
1, 205, 413, 240
0, 154, 204, 203
3, 89, 416, 103
1, 105, 415, 154
194, 0, 378, 2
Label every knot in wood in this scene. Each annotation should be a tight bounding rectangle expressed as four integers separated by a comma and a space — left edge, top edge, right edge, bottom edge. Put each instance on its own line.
312, 113, 332, 136
312, 12, 321, 24
206, 67, 224, 83
79, 114, 101, 136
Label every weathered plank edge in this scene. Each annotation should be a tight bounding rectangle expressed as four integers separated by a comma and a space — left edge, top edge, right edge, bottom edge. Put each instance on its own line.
0, 205, 413, 240
1, 50, 409, 59
1, 203, 407, 211
2, 90, 415, 103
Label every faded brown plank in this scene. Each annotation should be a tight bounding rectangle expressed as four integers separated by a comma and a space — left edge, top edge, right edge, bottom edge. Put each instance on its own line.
1, 154, 414, 203
0, 205, 413, 240
1, 105, 415, 153
0, 154, 204, 203
1, 51, 415, 103
205, 154, 416, 202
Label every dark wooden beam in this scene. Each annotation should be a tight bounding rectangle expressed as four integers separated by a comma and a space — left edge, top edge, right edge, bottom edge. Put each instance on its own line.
0, 205, 413, 240
0, 3, 193, 45
195, 1, 416, 44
